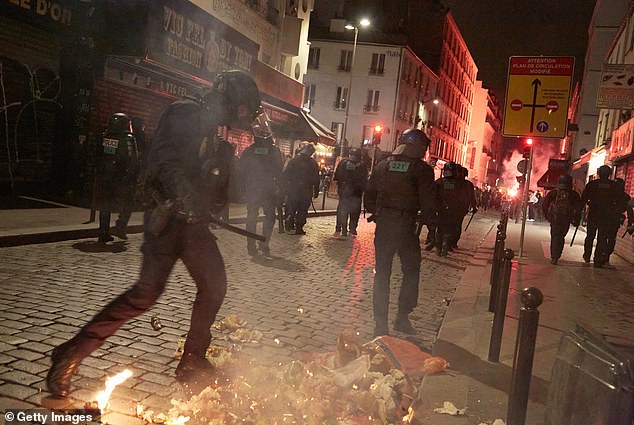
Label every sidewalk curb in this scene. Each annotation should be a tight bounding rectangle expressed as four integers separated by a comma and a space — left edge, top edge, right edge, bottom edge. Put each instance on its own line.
0, 210, 337, 247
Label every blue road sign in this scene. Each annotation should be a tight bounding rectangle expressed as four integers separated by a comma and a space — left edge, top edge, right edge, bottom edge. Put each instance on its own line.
536, 121, 549, 133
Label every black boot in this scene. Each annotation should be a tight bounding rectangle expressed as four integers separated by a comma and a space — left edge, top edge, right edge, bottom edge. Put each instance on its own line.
394, 311, 416, 335
285, 219, 294, 232
111, 225, 128, 240
175, 353, 215, 383
47, 341, 83, 398
439, 237, 450, 257
294, 226, 306, 235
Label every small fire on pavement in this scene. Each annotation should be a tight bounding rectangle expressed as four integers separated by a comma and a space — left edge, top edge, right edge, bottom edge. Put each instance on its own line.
95, 369, 133, 410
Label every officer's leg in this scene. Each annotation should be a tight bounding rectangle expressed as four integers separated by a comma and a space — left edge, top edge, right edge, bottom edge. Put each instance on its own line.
550, 221, 569, 263
373, 218, 397, 336
246, 198, 260, 254
583, 216, 598, 262
98, 208, 112, 241
286, 194, 298, 231
605, 220, 620, 264
114, 186, 134, 239
335, 199, 343, 233
47, 221, 179, 397
259, 195, 276, 253
348, 196, 362, 234
395, 221, 421, 334
336, 198, 347, 236
594, 220, 610, 266
178, 225, 227, 375
295, 193, 311, 233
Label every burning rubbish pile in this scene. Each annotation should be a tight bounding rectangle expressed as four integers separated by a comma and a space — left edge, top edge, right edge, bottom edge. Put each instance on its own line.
137, 315, 449, 424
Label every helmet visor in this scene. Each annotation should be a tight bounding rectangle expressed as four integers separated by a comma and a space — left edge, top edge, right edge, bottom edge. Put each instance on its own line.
251, 109, 273, 139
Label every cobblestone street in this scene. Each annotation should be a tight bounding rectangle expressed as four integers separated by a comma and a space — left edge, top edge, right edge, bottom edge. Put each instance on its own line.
0, 213, 496, 421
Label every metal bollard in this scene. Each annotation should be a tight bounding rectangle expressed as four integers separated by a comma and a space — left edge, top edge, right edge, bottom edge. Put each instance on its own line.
321, 176, 329, 210
500, 210, 509, 233
488, 248, 514, 362
507, 287, 544, 425
488, 231, 506, 312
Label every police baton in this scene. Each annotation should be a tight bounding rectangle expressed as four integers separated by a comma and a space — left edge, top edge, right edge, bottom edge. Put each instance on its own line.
311, 199, 317, 214
570, 225, 579, 247
207, 215, 267, 241
464, 210, 476, 231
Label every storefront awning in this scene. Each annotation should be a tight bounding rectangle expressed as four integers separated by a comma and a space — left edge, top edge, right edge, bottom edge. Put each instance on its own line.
296, 110, 337, 146
537, 159, 569, 190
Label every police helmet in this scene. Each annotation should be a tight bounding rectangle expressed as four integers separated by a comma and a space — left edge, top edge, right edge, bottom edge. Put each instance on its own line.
107, 113, 131, 134
460, 166, 469, 178
443, 161, 458, 178
348, 147, 361, 162
597, 165, 612, 179
558, 174, 572, 189
298, 142, 316, 157
212, 70, 261, 119
392, 128, 431, 158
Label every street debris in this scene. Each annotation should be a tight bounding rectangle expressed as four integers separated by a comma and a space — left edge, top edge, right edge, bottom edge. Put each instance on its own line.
140, 316, 451, 424
433, 400, 467, 416
478, 420, 506, 425
151, 316, 163, 331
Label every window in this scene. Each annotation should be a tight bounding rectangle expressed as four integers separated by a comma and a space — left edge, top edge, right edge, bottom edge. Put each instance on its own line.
362, 125, 374, 145
304, 84, 316, 110
364, 90, 380, 112
334, 86, 348, 109
338, 50, 353, 71
331, 122, 344, 144
308, 47, 320, 69
369, 53, 385, 75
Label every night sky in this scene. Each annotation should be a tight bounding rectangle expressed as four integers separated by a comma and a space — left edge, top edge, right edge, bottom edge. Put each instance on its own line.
442, 0, 597, 100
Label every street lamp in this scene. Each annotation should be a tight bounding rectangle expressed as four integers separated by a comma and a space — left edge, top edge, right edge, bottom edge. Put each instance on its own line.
341, 18, 370, 155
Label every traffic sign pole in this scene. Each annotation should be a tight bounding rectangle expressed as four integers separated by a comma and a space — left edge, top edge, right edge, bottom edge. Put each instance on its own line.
519, 147, 533, 258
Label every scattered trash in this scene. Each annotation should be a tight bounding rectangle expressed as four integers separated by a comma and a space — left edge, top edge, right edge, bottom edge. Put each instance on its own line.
443, 297, 451, 306
150, 316, 163, 331
434, 401, 466, 416
213, 314, 247, 331
478, 420, 506, 425
421, 356, 450, 375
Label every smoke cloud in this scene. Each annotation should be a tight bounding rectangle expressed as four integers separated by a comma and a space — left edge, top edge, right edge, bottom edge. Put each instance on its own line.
500, 141, 558, 192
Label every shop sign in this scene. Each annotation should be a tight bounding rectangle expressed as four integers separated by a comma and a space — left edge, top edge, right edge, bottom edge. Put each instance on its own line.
3, 0, 73, 26
146, 0, 260, 82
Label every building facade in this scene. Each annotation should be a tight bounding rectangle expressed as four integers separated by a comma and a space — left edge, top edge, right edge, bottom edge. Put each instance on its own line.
569, 0, 630, 158
0, 0, 329, 199
468, 81, 503, 188
304, 36, 438, 154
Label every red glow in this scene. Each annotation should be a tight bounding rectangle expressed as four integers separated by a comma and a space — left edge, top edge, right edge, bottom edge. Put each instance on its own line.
526, 138, 533, 145
374, 125, 382, 132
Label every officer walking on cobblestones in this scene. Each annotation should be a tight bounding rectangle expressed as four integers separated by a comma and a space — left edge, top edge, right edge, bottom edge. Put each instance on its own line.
282, 142, 320, 235
605, 177, 633, 265
453, 166, 477, 249
334, 147, 367, 237
433, 162, 464, 257
365, 129, 435, 337
542, 174, 582, 265
581, 165, 620, 267
239, 135, 283, 255
47, 70, 268, 397
96, 113, 139, 242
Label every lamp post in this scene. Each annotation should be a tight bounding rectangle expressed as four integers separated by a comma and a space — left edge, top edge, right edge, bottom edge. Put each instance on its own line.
341, 18, 370, 155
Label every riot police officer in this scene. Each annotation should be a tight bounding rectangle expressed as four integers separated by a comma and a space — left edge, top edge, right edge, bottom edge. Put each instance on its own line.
605, 177, 633, 265
542, 174, 582, 265
581, 165, 619, 267
334, 147, 367, 236
282, 142, 320, 235
96, 113, 138, 242
434, 162, 464, 257
454, 166, 477, 249
239, 134, 283, 255
365, 129, 435, 337
47, 70, 268, 397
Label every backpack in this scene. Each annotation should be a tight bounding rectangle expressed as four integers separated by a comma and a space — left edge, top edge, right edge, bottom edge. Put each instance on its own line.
549, 190, 572, 219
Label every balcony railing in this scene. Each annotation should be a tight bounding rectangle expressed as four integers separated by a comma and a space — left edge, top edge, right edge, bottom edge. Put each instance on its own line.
333, 101, 347, 110
368, 68, 384, 75
363, 104, 380, 113
337, 65, 352, 72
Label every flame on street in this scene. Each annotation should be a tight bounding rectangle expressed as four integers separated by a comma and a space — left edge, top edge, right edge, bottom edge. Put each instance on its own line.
96, 369, 133, 410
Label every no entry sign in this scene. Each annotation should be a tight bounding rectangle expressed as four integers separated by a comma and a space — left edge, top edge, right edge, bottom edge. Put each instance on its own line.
503, 56, 574, 139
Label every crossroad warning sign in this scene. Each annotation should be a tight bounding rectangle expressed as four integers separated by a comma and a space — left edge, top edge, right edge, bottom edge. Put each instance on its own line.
503, 56, 574, 139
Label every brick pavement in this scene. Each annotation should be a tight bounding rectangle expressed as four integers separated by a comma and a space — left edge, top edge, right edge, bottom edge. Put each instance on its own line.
0, 213, 496, 422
